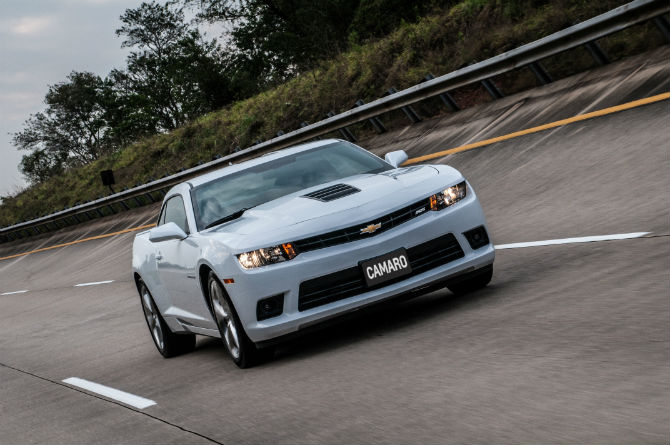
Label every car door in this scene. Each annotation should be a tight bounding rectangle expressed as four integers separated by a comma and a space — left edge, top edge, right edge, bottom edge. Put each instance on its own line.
156, 195, 215, 327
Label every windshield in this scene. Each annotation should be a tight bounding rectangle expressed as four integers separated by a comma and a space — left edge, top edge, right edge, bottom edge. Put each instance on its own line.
191, 141, 391, 230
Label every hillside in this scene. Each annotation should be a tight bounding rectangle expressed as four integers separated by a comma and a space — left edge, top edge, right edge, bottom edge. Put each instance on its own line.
0, 0, 664, 227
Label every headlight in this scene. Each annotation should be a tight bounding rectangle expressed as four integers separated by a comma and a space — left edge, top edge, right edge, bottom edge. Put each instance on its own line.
430, 181, 466, 210
238, 243, 298, 269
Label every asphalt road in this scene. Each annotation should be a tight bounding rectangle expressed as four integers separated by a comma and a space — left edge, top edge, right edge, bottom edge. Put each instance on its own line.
0, 47, 668, 444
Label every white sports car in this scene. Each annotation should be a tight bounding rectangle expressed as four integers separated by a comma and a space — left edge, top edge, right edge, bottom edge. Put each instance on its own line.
132, 139, 494, 367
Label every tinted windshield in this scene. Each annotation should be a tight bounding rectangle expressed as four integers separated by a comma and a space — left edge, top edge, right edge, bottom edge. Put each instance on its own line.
191, 141, 391, 230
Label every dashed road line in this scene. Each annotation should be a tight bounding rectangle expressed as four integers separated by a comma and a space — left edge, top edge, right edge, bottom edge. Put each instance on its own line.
74, 280, 115, 287
62, 377, 156, 409
1, 289, 29, 295
495, 232, 650, 250
0, 362, 223, 444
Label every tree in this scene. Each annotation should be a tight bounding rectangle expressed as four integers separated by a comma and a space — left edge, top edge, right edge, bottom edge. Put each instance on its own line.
13, 71, 113, 182
185, 0, 359, 86
183, 0, 434, 87
115, 1, 233, 132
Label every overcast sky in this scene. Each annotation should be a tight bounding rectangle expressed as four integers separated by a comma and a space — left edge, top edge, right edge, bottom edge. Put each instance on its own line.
0, 0, 223, 198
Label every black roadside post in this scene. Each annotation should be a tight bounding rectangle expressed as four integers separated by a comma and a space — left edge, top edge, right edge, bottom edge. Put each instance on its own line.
100, 170, 116, 194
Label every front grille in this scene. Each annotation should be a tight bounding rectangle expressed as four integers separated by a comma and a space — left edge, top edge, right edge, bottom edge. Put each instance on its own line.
298, 233, 464, 311
303, 184, 360, 201
294, 197, 431, 253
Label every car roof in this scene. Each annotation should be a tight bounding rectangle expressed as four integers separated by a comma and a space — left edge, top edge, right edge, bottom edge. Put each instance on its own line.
185, 138, 344, 189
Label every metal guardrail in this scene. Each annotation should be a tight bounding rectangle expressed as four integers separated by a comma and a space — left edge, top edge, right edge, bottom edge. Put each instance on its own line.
1, 0, 669, 243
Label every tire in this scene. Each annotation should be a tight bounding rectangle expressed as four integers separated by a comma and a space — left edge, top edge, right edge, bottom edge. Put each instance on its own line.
139, 281, 196, 358
447, 265, 493, 295
207, 271, 273, 368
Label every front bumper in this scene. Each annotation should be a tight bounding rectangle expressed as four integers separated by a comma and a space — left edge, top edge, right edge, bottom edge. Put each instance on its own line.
225, 192, 494, 343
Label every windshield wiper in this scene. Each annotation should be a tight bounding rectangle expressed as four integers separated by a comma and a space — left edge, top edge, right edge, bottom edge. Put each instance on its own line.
205, 207, 254, 229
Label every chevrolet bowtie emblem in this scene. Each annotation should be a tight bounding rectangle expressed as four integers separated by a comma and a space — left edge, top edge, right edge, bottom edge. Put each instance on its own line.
360, 223, 382, 234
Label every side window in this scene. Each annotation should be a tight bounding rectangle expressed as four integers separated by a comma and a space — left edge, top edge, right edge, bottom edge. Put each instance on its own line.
157, 206, 167, 226
163, 195, 189, 234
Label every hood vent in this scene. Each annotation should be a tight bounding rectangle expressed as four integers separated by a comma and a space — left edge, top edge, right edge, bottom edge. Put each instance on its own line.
303, 183, 360, 202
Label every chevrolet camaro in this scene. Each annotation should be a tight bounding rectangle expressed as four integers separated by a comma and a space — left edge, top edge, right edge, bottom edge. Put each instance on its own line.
132, 139, 494, 367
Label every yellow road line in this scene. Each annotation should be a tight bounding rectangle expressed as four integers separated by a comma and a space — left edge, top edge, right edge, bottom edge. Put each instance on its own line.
0, 224, 156, 261
404, 92, 670, 165
3, 92, 668, 262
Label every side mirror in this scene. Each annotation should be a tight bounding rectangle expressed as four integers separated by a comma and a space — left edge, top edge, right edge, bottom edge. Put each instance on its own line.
384, 150, 409, 168
149, 222, 187, 243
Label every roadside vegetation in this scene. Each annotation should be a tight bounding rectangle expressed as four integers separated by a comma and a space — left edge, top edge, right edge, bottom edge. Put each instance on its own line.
1, 0, 664, 227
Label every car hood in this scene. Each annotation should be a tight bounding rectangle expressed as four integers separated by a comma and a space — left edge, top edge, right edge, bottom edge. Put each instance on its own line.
206, 165, 460, 247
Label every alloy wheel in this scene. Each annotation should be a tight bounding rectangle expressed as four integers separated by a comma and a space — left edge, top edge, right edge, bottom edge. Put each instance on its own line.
210, 280, 241, 360
141, 286, 164, 350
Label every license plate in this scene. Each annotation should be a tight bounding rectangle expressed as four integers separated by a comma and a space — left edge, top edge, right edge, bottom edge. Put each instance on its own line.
360, 248, 412, 287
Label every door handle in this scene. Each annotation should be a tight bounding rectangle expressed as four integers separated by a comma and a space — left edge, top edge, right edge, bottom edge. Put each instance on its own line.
156, 254, 163, 261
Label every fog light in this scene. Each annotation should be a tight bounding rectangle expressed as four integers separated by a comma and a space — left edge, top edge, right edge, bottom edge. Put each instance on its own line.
256, 294, 284, 321
464, 226, 490, 250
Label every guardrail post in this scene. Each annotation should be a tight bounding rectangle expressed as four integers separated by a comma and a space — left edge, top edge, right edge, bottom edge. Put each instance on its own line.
353, 100, 387, 133
385, 88, 422, 123
119, 200, 131, 211
301, 122, 321, 141
653, 15, 670, 42
481, 79, 504, 99
72, 213, 83, 223
144, 192, 156, 203
529, 61, 553, 85
32, 226, 41, 235
423, 74, 460, 111
584, 40, 610, 65
105, 205, 115, 214
326, 111, 357, 142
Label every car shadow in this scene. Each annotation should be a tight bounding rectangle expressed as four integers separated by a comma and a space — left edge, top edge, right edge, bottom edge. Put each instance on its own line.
187, 282, 505, 366
270, 282, 504, 365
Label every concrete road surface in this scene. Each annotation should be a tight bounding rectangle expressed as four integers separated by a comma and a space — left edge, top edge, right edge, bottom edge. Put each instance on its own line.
0, 47, 668, 444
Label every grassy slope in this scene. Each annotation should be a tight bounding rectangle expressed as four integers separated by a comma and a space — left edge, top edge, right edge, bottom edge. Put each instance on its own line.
0, 0, 663, 226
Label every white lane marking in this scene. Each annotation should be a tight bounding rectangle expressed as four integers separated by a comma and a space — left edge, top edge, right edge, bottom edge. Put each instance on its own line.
62, 377, 156, 409
1, 290, 29, 295
74, 280, 114, 287
495, 232, 650, 250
